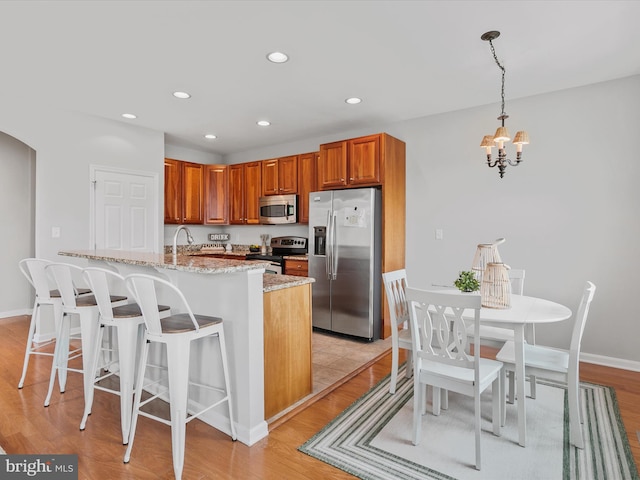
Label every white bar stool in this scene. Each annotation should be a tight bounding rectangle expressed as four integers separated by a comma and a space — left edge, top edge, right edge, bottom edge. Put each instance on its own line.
17, 258, 90, 389
43, 263, 127, 408
124, 273, 237, 480
81, 267, 171, 444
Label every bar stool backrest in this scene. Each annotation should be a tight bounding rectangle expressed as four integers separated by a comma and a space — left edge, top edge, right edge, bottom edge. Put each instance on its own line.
20, 258, 55, 302
46, 263, 83, 309
83, 267, 125, 321
125, 274, 199, 337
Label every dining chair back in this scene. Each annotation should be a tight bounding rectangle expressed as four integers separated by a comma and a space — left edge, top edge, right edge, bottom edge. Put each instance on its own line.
123, 273, 237, 480
382, 269, 412, 394
496, 281, 596, 449
406, 287, 503, 470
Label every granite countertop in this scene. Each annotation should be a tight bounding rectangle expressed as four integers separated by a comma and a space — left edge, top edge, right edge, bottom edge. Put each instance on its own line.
282, 254, 308, 261
262, 274, 314, 293
59, 249, 314, 292
58, 249, 271, 274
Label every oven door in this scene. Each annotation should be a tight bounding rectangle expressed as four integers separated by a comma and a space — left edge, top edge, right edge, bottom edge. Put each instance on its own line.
245, 256, 283, 274
263, 262, 282, 275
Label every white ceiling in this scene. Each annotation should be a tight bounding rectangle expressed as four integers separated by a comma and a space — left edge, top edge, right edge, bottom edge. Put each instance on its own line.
2, 0, 639, 155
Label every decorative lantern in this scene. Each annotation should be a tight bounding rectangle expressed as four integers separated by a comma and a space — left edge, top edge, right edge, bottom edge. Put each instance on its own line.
471, 238, 505, 283
481, 262, 512, 309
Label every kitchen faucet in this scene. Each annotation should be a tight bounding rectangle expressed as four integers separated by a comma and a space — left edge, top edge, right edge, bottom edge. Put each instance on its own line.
172, 225, 194, 257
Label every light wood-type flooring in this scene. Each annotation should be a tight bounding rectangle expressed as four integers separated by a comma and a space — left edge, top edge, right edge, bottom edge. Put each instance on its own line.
0, 314, 638, 479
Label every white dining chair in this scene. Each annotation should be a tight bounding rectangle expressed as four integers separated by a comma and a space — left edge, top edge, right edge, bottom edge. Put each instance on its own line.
382, 270, 412, 394
406, 287, 503, 471
496, 281, 596, 449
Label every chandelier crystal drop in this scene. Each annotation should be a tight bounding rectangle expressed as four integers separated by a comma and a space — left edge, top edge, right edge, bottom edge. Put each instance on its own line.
479, 31, 529, 178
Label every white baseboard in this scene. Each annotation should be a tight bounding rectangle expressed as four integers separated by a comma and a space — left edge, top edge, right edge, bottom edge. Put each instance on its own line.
0, 309, 30, 319
581, 352, 640, 373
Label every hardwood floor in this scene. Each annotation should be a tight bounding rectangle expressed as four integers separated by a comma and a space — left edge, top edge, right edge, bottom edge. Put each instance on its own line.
1, 314, 639, 479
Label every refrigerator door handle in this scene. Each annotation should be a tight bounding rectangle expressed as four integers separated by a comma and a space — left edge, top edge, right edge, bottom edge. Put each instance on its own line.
325, 211, 332, 280
331, 211, 338, 280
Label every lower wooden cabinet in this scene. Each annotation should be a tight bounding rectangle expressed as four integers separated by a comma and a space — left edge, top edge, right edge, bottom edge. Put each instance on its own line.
284, 258, 308, 277
263, 283, 312, 419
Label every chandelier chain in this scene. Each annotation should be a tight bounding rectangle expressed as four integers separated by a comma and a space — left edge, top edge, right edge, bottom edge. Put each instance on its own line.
488, 39, 506, 118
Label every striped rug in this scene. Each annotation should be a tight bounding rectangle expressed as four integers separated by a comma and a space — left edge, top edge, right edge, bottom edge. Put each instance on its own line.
299, 365, 639, 480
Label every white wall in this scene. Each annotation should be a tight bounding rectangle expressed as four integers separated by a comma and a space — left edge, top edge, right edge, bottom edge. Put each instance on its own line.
0, 133, 35, 315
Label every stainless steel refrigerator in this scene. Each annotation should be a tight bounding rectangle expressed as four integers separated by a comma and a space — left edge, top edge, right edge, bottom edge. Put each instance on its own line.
308, 187, 381, 341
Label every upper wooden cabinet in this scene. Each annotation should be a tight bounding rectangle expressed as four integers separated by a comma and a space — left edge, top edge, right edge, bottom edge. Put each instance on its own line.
229, 161, 262, 224
317, 134, 381, 189
204, 164, 228, 225
164, 158, 204, 224
262, 155, 298, 196
297, 151, 318, 224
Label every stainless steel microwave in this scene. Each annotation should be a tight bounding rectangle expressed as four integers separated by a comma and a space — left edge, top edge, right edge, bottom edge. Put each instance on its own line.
259, 194, 298, 224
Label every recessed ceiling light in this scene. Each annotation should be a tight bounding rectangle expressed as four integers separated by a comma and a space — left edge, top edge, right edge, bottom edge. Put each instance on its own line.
204, 134, 217, 139
173, 91, 191, 99
122, 113, 137, 119
266, 51, 289, 63
257, 120, 271, 127
345, 97, 362, 105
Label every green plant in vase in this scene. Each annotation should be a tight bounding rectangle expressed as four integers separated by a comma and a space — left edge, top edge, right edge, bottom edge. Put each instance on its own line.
454, 271, 480, 293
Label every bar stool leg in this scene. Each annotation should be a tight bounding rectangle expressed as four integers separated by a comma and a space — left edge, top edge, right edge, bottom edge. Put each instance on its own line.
18, 297, 40, 389
217, 329, 237, 440
166, 340, 191, 480
124, 337, 150, 464
78, 309, 101, 418
44, 312, 71, 406
80, 324, 106, 431
116, 321, 143, 444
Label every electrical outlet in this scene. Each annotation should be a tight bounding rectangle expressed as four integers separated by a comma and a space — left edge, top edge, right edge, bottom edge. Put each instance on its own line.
51, 227, 61, 238
435, 228, 443, 240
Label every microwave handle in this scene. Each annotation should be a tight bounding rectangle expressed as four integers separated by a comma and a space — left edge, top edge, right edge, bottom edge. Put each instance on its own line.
286, 201, 291, 220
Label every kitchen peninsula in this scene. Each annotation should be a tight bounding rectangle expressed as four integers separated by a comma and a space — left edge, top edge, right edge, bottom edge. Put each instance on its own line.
58, 249, 314, 446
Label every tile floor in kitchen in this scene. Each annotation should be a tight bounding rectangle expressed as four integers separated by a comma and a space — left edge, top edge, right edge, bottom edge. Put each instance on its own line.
311, 330, 393, 393
266, 330, 393, 424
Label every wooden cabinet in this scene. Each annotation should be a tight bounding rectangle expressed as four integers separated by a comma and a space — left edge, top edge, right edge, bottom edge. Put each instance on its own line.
204, 164, 228, 225
317, 134, 381, 189
229, 161, 262, 224
164, 159, 182, 224
297, 151, 318, 224
164, 158, 204, 224
262, 155, 298, 196
284, 258, 308, 277
263, 283, 312, 419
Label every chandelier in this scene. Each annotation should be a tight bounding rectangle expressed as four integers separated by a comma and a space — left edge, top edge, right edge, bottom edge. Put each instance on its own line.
480, 31, 529, 178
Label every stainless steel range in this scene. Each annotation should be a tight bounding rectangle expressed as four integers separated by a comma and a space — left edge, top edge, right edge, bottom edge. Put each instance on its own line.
245, 236, 308, 274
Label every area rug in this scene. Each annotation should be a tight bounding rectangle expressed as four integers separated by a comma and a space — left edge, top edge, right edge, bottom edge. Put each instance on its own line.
299, 365, 639, 480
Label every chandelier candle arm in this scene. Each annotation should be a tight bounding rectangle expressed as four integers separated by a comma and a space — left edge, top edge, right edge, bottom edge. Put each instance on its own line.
479, 30, 529, 178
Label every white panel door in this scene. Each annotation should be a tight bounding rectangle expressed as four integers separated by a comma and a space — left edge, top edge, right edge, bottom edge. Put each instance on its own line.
92, 167, 158, 252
